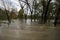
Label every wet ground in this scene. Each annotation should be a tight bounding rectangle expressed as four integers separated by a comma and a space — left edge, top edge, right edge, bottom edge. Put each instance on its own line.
0, 19, 60, 40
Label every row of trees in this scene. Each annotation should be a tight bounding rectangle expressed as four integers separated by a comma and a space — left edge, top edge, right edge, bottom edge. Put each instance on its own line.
18, 0, 60, 26
0, 0, 60, 26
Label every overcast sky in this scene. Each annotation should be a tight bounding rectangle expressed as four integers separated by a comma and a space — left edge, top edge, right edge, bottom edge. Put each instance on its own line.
0, 0, 21, 11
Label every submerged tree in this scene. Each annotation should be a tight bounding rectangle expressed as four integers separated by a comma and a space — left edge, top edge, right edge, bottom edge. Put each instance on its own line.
18, 8, 24, 19
1, 0, 11, 24
43, 0, 52, 23
53, 0, 60, 26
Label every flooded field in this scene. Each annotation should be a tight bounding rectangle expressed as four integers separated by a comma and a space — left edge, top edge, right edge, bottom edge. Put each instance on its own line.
0, 19, 60, 40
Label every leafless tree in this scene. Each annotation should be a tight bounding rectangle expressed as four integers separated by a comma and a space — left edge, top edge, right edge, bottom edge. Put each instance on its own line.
1, 0, 11, 24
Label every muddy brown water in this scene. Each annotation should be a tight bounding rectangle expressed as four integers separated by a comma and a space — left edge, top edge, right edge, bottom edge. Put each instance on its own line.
0, 19, 60, 40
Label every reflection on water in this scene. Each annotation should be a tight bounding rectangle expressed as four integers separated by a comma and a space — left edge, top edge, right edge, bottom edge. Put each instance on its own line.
0, 19, 60, 40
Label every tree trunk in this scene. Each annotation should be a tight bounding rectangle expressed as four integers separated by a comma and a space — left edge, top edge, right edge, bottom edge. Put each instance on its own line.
54, 7, 60, 26
44, 0, 51, 23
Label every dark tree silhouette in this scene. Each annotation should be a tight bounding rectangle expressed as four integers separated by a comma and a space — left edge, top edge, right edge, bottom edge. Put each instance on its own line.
44, 0, 52, 23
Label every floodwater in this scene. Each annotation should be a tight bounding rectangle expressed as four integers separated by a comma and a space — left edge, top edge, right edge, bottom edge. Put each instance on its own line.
0, 19, 60, 40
